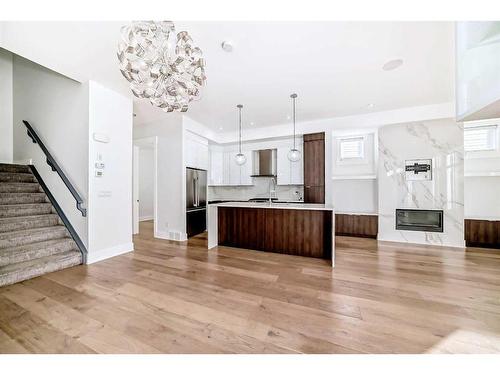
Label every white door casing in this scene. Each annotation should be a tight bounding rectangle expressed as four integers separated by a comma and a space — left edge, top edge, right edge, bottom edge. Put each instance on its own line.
132, 145, 139, 235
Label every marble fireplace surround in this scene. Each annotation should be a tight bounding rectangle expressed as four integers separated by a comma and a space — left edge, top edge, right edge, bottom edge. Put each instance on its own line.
378, 118, 465, 247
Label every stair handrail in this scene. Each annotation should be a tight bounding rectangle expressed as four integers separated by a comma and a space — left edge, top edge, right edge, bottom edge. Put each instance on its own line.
29, 165, 88, 264
22, 120, 87, 217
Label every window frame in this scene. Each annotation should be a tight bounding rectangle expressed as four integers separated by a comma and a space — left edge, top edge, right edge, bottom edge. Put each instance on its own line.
464, 124, 498, 153
338, 136, 365, 161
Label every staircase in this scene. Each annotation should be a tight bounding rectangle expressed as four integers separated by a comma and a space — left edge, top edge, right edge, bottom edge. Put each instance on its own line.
0, 163, 82, 287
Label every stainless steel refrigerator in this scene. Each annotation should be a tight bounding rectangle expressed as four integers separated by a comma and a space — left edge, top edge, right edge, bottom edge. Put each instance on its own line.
186, 167, 207, 237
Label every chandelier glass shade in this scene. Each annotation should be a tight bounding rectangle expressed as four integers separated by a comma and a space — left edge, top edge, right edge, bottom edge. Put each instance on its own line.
288, 93, 301, 162
235, 104, 247, 166
117, 21, 206, 112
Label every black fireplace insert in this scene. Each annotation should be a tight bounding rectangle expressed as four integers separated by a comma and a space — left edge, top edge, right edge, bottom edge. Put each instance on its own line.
395, 209, 443, 232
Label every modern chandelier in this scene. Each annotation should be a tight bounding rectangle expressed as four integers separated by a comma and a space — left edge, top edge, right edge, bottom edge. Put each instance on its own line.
288, 93, 301, 162
117, 21, 206, 112
235, 104, 247, 166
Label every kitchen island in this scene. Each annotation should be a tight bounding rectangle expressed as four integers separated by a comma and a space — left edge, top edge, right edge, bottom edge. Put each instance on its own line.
208, 202, 335, 266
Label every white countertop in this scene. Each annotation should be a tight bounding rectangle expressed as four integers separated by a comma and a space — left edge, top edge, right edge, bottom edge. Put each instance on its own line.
209, 201, 334, 211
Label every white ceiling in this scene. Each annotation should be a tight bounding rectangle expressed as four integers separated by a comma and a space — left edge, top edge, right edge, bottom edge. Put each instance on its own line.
1, 21, 455, 132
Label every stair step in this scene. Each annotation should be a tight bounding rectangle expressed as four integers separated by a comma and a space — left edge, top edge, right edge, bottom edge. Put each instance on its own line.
0, 250, 82, 287
0, 203, 52, 218
0, 225, 69, 249
0, 214, 59, 233
0, 182, 41, 193
0, 164, 31, 174
0, 192, 47, 205
0, 172, 35, 183
0, 238, 77, 267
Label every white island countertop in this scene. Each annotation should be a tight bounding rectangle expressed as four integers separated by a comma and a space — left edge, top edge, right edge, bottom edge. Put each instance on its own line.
209, 201, 334, 211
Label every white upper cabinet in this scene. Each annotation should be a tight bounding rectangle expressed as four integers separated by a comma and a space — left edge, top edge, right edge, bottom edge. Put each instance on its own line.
209, 147, 253, 186
209, 148, 224, 185
277, 145, 303, 185
185, 132, 209, 170
456, 22, 500, 121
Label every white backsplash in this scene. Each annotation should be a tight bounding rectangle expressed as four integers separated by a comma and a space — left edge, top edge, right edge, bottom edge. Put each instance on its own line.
378, 119, 464, 247
208, 178, 304, 201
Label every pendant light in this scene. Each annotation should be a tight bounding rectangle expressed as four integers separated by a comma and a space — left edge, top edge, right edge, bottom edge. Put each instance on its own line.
288, 93, 301, 162
235, 104, 247, 165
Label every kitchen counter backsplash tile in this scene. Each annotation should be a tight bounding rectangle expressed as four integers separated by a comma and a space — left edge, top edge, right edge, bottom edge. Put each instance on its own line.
378, 118, 464, 247
208, 178, 303, 202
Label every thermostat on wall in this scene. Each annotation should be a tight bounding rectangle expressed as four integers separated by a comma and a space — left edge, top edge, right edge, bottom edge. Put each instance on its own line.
405, 159, 432, 181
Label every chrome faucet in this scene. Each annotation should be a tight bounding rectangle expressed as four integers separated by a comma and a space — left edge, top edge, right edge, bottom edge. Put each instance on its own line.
269, 177, 277, 205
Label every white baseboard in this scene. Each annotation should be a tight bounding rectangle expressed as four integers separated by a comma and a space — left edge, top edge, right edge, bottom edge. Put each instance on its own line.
155, 229, 187, 242
139, 215, 154, 222
86, 242, 134, 264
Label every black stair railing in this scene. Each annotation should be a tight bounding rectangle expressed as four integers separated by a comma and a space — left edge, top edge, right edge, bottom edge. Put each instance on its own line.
28, 165, 88, 264
22, 120, 87, 217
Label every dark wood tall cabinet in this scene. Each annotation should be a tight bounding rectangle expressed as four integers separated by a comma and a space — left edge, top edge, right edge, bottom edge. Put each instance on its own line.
303, 132, 325, 203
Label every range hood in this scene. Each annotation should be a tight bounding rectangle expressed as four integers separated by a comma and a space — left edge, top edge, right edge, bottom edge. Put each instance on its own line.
251, 149, 277, 177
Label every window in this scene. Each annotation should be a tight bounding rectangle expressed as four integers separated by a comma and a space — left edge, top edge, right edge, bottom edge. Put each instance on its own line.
464, 125, 497, 152
339, 137, 364, 159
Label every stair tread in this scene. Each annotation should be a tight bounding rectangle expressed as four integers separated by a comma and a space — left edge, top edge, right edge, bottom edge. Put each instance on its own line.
0, 225, 68, 239
0, 238, 77, 266
0, 182, 39, 187
0, 171, 33, 176
0, 250, 82, 287
0, 192, 46, 196
0, 192, 47, 205
0, 213, 58, 223
0, 164, 31, 173
0, 202, 51, 208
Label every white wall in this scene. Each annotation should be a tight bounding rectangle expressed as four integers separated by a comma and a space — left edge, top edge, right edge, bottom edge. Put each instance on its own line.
463, 118, 500, 220
464, 177, 500, 220
134, 115, 186, 241
12, 55, 89, 246
0, 48, 13, 163
87, 81, 133, 263
138, 147, 154, 220
332, 179, 378, 214
331, 130, 378, 214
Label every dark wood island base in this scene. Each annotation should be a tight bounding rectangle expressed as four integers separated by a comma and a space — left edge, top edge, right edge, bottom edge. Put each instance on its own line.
208, 203, 335, 262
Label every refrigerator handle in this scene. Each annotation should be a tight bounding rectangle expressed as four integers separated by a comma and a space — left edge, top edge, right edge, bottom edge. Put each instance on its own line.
193, 176, 197, 207
196, 176, 200, 206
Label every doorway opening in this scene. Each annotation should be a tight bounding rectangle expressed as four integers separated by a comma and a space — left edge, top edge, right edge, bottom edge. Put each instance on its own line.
133, 137, 157, 237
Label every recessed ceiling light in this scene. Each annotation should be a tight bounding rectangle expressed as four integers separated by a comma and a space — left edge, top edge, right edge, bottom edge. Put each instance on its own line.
219, 126, 223, 131
250, 122, 255, 126
366, 103, 375, 108
382, 59, 403, 71
221, 41, 233, 52
286, 115, 291, 120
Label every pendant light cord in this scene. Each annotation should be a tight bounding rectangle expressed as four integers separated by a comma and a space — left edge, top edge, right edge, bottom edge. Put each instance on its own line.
291, 94, 297, 149
237, 104, 243, 154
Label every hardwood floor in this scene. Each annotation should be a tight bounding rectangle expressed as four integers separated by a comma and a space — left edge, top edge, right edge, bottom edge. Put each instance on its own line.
1, 220, 500, 353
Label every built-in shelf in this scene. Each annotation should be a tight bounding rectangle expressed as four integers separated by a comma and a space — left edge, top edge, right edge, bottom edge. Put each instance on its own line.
465, 172, 500, 177
331, 175, 377, 180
